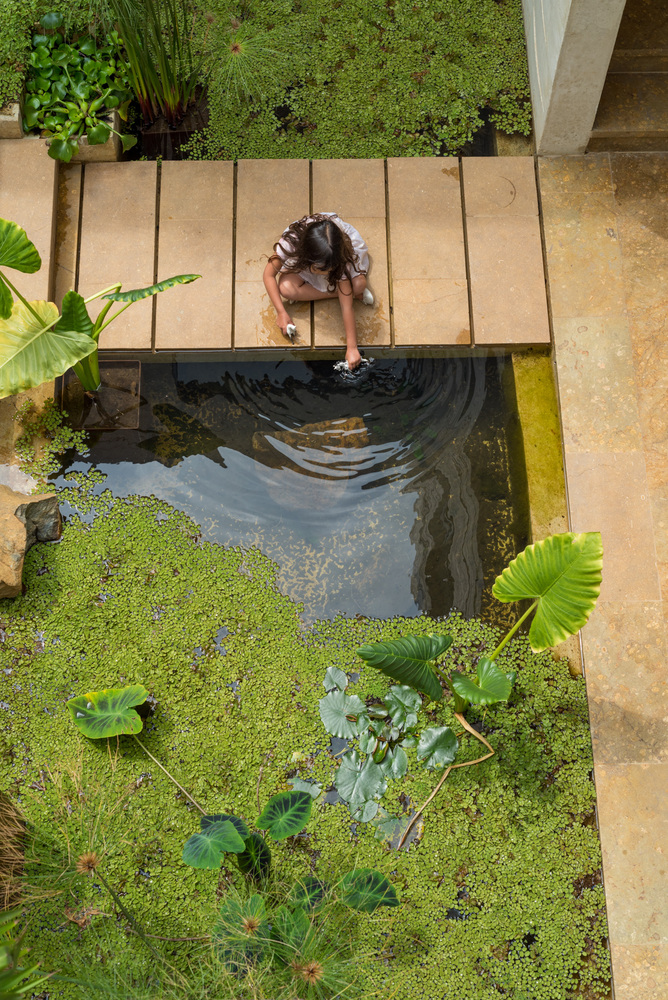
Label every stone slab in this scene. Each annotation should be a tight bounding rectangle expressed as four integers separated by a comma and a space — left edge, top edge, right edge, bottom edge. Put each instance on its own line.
0, 101, 23, 139
387, 157, 469, 345
465, 216, 550, 345
312, 160, 389, 347
610, 943, 668, 1000
155, 161, 234, 350
53, 164, 81, 308
313, 216, 390, 348
235, 159, 309, 347
462, 156, 538, 216
78, 162, 157, 350
0, 138, 56, 303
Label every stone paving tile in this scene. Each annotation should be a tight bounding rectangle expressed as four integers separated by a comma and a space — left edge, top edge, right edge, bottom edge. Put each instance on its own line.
155, 162, 233, 350
0, 138, 56, 303
538, 153, 613, 196
313, 216, 390, 348
552, 316, 642, 452
235, 159, 309, 347
311, 158, 386, 218
565, 450, 660, 603
595, 763, 668, 946
462, 156, 538, 216
611, 943, 668, 1000
387, 157, 469, 345
78, 162, 157, 350
465, 216, 550, 344
53, 164, 81, 307
582, 601, 668, 765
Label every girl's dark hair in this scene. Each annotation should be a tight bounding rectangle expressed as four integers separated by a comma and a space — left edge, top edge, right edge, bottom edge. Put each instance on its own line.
272, 214, 364, 293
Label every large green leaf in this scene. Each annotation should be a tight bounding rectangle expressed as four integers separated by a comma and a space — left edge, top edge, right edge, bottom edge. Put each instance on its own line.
201, 813, 250, 840
182, 820, 245, 869
451, 657, 514, 706
323, 666, 348, 692
492, 532, 603, 651
257, 791, 312, 840
356, 634, 451, 701
378, 745, 408, 780
384, 685, 421, 729
0, 219, 41, 277
338, 869, 400, 913
334, 751, 387, 805
319, 690, 366, 738
0, 300, 97, 399
66, 685, 148, 738
289, 877, 330, 912
416, 726, 458, 770
55, 290, 95, 339
236, 833, 272, 880
102, 274, 201, 303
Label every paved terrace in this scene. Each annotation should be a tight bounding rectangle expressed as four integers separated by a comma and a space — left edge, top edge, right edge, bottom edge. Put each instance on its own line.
1, 139, 666, 1000
1, 139, 550, 352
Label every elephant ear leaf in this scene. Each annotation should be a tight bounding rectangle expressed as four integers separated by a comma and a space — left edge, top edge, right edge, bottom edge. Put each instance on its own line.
66, 684, 149, 738
257, 791, 312, 840
102, 274, 201, 303
492, 532, 603, 651
182, 820, 245, 869
356, 634, 450, 702
0, 218, 41, 275
338, 869, 400, 912
236, 832, 272, 880
55, 290, 95, 340
451, 657, 513, 706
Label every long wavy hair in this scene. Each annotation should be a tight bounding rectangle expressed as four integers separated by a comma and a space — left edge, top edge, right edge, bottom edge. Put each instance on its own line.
272, 214, 365, 293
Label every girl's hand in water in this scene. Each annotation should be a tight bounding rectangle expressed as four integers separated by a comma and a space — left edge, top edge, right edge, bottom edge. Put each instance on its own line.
277, 309, 293, 336
346, 346, 362, 370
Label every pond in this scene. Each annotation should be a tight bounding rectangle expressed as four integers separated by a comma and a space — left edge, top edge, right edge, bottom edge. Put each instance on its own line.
59, 355, 529, 624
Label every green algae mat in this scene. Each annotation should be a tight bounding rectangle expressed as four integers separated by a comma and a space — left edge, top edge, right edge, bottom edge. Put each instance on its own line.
0, 478, 611, 999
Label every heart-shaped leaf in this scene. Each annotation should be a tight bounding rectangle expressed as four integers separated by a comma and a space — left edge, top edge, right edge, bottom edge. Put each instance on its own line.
351, 799, 379, 822
319, 690, 366, 738
338, 869, 400, 912
290, 877, 331, 912
357, 634, 451, 701
334, 751, 387, 805
416, 726, 458, 770
257, 790, 312, 840
323, 666, 348, 692
378, 745, 408, 780
287, 777, 322, 799
40, 11, 64, 29
182, 820, 245, 869
67, 685, 148, 738
384, 685, 421, 729
87, 123, 111, 145
451, 657, 513, 706
102, 274, 200, 302
237, 833, 272, 880
201, 813, 250, 840
492, 532, 603, 651
0, 219, 42, 280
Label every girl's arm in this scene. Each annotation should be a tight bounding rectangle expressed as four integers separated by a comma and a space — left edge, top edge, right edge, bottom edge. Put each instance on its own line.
263, 256, 292, 335
337, 279, 361, 369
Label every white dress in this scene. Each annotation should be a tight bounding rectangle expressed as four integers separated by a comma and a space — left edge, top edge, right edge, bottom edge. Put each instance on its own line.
274, 212, 370, 293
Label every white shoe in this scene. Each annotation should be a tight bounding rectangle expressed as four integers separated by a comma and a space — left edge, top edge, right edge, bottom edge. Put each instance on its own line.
362, 288, 374, 306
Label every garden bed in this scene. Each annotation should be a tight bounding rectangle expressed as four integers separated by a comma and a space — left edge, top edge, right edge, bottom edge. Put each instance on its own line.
0, 478, 611, 998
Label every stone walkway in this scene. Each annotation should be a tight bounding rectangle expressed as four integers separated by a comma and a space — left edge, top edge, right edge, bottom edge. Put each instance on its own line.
539, 153, 668, 1000
2, 138, 550, 353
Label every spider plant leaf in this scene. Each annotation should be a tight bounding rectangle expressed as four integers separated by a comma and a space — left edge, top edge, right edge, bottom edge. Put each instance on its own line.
102, 273, 201, 302
182, 820, 245, 869
214, 895, 269, 970
338, 869, 400, 912
271, 904, 310, 959
451, 657, 513, 706
66, 684, 149, 738
357, 634, 451, 701
257, 791, 312, 840
492, 532, 603, 651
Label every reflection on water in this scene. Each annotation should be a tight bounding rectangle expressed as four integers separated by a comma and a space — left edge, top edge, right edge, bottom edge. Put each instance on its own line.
57, 358, 528, 623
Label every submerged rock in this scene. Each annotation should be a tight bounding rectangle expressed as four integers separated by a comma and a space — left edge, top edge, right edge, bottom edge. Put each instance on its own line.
0, 485, 61, 598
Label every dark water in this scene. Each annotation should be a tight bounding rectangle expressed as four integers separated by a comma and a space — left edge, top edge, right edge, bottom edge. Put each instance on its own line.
58, 357, 529, 623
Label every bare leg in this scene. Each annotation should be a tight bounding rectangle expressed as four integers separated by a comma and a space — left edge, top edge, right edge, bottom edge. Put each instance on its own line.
351, 274, 368, 300
277, 274, 337, 302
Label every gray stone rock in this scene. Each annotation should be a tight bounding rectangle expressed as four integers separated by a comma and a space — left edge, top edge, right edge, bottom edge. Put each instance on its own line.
0, 485, 61, 598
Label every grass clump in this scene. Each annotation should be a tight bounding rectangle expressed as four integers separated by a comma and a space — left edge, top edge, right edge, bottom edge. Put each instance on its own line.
0, 479, 610, 998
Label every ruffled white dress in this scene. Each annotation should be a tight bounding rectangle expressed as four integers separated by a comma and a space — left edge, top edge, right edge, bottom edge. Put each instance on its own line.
274, 212, 370, 293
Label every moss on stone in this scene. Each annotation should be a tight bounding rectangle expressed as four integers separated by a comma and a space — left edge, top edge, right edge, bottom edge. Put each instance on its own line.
0, 479, 610, 998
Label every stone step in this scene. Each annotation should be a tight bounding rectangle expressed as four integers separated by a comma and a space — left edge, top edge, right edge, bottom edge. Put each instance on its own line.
589, 73, 668, 151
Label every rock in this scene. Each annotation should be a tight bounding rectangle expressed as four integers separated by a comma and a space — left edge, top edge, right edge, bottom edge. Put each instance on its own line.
0, 486, 61, 598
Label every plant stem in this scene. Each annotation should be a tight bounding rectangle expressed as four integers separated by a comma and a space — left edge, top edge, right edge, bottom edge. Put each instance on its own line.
397, 713, 495, 850
490, 599, 538, 660
0, 271, 46, 325
132, 735, 205, 814
72, 350, 101, 392
95, 868, 162, 962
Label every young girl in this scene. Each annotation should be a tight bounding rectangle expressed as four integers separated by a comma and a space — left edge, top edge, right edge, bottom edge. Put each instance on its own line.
262, 212, 374, 370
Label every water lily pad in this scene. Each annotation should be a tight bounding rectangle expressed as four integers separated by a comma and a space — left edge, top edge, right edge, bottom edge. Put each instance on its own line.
319, 690, 366, 739
416, 726, 458, 770
334, 751, 387, 805
384, 685, 421, 729
323, 666, 348, 692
